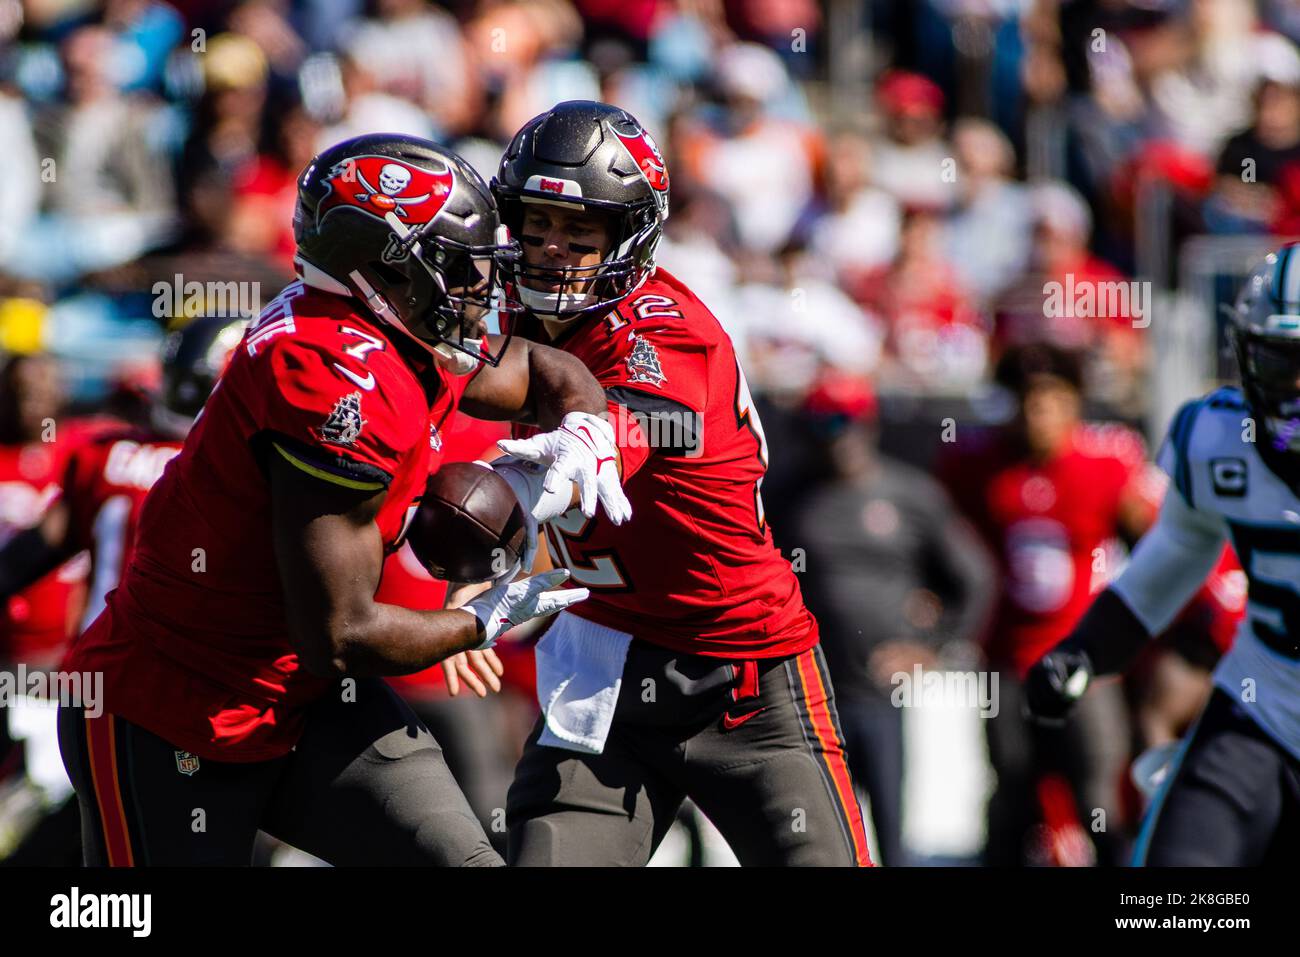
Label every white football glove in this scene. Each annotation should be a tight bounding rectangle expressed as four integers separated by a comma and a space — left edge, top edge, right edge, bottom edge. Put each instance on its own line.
463, 569, 589, 648
495, 411, 633, 525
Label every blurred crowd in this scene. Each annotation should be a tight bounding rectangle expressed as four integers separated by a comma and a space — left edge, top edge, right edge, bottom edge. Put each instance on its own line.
0, 0, 1291, 865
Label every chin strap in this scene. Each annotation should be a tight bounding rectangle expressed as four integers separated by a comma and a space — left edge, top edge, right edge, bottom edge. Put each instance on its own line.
295, 257, 352, 296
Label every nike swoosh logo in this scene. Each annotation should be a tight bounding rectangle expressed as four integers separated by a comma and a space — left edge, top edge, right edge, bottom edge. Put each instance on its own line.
721, 707, 766, 731
333, 363, 376, 391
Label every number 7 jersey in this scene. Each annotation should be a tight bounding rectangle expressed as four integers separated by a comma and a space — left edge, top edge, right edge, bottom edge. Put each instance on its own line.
514, 268, 818, 659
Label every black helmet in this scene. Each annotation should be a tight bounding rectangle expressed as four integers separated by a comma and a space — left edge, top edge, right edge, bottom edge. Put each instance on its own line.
155, 315, 247, 435
294, 133, 522, 371
1230, 242, 1300, 452
491, 100, 669, 322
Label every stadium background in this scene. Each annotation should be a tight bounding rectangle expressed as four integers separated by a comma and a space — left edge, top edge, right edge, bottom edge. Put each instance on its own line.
0, 0, 1290, 865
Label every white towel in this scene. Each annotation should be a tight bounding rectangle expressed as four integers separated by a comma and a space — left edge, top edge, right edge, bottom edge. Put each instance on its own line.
535, 612, 632, 755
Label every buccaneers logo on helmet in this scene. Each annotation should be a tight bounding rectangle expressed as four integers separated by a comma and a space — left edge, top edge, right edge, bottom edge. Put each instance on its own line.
613, 128, 669, 197
318, 156, 454, 225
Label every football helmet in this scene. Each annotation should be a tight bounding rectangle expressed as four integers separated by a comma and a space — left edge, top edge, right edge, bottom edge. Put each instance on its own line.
491, 100, 669, 322
294, 133, 522, 372
1230, 243, 1300, 452
155, 315, 247, 436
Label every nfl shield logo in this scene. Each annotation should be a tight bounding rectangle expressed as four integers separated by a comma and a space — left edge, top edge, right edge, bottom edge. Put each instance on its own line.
175, 751, 201, 776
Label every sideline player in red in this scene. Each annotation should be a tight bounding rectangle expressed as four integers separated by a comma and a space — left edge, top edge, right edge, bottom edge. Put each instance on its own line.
0, 317, 243, 864
939, 343, 1162, 865
485, 101, 871, 865
0, 318, 246, 633
57, 134, 630, 867
0, 355, 94, 676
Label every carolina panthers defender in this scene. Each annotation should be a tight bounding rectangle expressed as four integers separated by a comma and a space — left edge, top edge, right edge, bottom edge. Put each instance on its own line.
1026, 243, 1300, 864
58, 134, 630, 867
485, 101, 870, 866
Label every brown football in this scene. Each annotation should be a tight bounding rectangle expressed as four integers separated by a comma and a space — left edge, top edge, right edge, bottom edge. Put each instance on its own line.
407, 462, 527, 583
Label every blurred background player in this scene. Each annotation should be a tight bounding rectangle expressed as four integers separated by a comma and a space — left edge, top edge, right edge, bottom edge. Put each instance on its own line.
1027, 243, 1300, 865
940, 343, 1162, 865
487, 100, 871, 866
0, 351, 118, 861
790, 371, 996, 865
0, 315, 245, 864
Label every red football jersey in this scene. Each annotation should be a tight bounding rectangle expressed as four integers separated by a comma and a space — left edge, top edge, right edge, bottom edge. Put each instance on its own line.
943, 422, 1161, 676
0, 419, 106, 666
58, 427, 184, 633
66, 281, 474, 761
515, 268, 818, 659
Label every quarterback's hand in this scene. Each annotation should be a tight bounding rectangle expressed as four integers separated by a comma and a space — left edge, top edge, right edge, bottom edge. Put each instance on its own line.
463, 568, 588, 648
440, 649, 504, 697
496, 412, 633, 525
1023, 648, 1093, 726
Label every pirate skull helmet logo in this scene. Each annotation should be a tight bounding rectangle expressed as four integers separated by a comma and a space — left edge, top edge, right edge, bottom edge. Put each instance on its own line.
319, 155, 454, 222
378, 163, 412, 196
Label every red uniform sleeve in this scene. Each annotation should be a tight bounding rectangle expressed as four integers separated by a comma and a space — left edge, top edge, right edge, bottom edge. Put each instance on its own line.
601, 319, 709, 466
600, 322, 709, 415
256, 335, 426, 489
606, 399, 651, 480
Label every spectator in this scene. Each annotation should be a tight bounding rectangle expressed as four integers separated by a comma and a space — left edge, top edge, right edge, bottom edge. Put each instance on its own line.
848, 207, 988, 393
804, 130, 900, 284
994, 181, 1147, 410
344, 0, 480, 138
681, 42, 823, 255
869, 69, 955, 210
227, 97, 321, 266
791, 372, 995, 865
735, 241, 883, 399
944, 118, 1032, 303
13, 26, 177, 282
317, 47, 436, 146
0, 80, 41, 271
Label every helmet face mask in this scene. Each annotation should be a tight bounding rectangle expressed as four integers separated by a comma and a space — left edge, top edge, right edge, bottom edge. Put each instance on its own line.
1232, 245, 1300, 452
294, 134, 522, 371
491, 100, 669, 324
380, 218, 523, 368
504, 202, 657, 320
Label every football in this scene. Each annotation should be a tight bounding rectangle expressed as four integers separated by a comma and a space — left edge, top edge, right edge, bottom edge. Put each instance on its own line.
406, 462, 527, 583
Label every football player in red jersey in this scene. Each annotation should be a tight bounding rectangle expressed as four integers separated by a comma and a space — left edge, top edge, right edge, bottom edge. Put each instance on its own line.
56, 134, 631, 867
939, 343, 1162, 865
0, 318, 246, 634
0, 355, 92, 676
481, 101, 871, 865
0, 317, 243, 864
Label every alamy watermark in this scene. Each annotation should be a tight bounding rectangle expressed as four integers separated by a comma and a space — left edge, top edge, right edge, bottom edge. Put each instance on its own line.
0, 666, 102, 717
612, 408, 703, 458
1042, 275, 1151, 328
890, 665, 999, 718
152, 275, 261, 320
